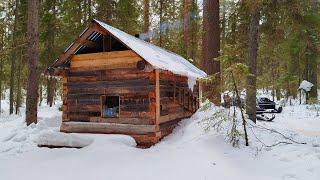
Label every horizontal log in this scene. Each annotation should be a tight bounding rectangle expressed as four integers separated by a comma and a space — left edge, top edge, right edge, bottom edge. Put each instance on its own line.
120, 111, 154, 119
159, 111, 193, 124
69, 117, 90, 122
103, 68, 153, 76
71, 51, 142, 70
67, 99, 101, 105
67, 92, 151, 101
67, 79, 154, 89
69, 68, 141, 76
72, 50, 138, 61
68, 76, 97, 82
159, 71, 188, 82
67, 104, 100, 112
68, 111, 100, 122
67, 103, 151, 113
67, 86, 154, 95
71, 62, 138, 71
159, 118, 182, 131
69, 70, 102, 77
90, 117, 153, 125
100, 71, 154, 81
60, 122, 158, 135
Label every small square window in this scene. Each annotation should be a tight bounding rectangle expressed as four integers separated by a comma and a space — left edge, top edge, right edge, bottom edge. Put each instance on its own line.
101, 96, 120, 118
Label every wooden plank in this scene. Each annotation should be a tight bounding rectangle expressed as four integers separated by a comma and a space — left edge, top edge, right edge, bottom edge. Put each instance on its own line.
89, 117, 153, 125
155, 69, 160, 125
60, 122, 158, 135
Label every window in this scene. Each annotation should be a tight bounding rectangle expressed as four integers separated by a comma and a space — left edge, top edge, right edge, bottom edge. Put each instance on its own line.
101, 96, 120, 118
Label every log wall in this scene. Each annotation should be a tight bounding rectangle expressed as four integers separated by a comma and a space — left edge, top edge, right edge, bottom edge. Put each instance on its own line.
60, 51, 201, 147
159, 71, 200, 125
62, 51, 156, 126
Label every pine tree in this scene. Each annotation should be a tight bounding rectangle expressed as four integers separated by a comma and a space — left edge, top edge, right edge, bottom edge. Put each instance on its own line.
202, 0, 221, 105
114, 0, 139, 34
96, 0, 116, 24
9, 0, 19, 114
26, 0, 39, 125
183, 0, 190, 58
246, 1, 261, 122
143, 0, 150, 41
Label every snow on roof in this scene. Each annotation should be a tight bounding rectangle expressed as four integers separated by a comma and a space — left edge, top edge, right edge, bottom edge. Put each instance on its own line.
94, 19, 207, 80
298, 80, 314, 92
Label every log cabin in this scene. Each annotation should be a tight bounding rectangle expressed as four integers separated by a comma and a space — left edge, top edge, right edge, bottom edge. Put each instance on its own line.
47, 19, 206, 147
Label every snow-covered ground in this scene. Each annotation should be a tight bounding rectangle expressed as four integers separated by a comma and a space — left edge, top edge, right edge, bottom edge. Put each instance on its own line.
0, 99, 320, 180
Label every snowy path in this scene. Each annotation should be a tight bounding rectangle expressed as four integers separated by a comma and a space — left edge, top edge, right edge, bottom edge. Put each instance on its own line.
0, 102, 320, 180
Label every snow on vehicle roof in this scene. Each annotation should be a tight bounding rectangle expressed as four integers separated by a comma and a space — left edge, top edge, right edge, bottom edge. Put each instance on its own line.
94, 19, 207, 80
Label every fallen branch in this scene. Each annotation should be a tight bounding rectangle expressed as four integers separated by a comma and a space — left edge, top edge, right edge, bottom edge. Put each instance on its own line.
247, 122, 306, 147
249, 126, 293, 147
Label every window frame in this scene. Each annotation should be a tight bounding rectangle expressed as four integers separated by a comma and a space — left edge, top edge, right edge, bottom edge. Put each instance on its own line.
100, 95, 120, 118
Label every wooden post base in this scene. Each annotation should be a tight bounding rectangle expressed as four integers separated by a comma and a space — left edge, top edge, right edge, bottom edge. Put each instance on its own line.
131, 132, 162, 148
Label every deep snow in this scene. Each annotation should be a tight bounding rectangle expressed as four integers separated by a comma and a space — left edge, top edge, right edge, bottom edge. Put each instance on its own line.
0, 99, 320, 180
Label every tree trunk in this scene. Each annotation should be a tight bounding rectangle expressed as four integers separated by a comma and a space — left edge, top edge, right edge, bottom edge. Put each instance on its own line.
189, 0, 198, 61
221, 0, 226, 46
183, 0, 190, 58
0, 32, 3, 114
309, 0, 318, 100
26, 0, 39, 125
47, 77, 56, 107
15, 50, 22, 114
159, 0, 164, 47
39, 81, 43, 106
44, 0, 56, 107
9, 0, 19, 114
246, 8, 260, 123
143, 0, 150, 33
87, 0, 92, 22
0, 59, 2, 114
201, 0, 221, 105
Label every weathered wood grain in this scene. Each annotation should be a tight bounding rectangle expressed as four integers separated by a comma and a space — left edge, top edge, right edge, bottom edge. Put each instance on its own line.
71, 50, 142, 70
89, 117, 153, 125
155, 69, 160, 125
60, 122, 158, 135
